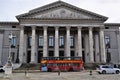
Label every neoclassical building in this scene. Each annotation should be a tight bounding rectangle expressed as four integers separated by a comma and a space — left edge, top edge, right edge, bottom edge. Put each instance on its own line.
0, 1, 120, 64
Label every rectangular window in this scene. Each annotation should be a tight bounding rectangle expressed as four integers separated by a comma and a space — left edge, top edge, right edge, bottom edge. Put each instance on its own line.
105, 35, 110, 48
11, 36, 16, 48
28, 36, 32, 48
59, 36, 64, 48
38, 36, 43, 48
49, 36, 54, 47
70, 36, 74, 48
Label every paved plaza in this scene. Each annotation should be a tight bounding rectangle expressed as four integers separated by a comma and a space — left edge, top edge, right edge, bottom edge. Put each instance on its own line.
0, 70, 120, 80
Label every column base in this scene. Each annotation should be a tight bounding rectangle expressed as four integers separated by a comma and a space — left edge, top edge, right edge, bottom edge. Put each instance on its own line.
30, 61, 36, 64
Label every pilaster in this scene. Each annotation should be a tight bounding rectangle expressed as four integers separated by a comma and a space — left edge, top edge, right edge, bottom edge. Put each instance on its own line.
116, 30, 120, 64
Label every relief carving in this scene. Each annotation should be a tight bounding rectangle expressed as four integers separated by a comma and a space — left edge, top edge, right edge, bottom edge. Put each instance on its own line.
35, 8, 91, 19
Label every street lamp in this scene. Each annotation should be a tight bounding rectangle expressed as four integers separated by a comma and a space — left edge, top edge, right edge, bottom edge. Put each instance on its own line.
8, 32, 13, 62
15, 45, 19, 63
106, 44, 111, 64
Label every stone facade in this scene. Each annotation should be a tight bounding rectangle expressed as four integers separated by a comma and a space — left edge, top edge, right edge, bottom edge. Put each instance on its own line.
0, 1, 120, 64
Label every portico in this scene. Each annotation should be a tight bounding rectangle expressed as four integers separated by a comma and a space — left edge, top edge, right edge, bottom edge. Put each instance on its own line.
18, 24, 106, 63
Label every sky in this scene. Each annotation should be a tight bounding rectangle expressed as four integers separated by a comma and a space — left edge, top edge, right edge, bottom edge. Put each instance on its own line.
0, 0, 120, 23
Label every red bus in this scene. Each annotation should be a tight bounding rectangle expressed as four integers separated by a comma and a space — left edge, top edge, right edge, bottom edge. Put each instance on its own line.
40, 57, 84, 72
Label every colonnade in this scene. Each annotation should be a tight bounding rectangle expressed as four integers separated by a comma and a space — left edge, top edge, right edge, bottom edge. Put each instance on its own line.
19, 26, 106, 63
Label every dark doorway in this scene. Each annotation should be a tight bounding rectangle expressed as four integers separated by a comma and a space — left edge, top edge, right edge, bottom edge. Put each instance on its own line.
71, 51, 75, 56
38, 51, 43, 63
71, 51, 75, 60
59, 51, 64, 56
48, 51, 54, 57
27, 51, 31, 63
82, 51, 85, 62
59, 51, 64, 60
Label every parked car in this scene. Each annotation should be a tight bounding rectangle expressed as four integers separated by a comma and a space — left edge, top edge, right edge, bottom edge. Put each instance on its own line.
96, 65, 120, 74
0, 65, 5, 72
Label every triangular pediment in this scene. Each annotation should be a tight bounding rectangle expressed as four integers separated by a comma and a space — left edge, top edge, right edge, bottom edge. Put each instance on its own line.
16, 1, 108, 21
29, 7, 98, 19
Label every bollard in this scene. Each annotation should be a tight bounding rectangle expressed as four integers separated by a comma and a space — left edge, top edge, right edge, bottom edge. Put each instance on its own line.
58, 70, 60, 76
90, 70, 92, 75
25, 70, 27, 76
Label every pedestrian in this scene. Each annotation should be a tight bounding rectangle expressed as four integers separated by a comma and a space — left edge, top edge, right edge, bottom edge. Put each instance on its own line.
58, 70, 60, 76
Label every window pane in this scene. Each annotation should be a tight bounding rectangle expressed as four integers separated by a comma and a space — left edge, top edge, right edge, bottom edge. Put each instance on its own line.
49, 36, 54, 47
105, 35, 110, 48
59, 36, 64, 47
11, 36, 16, 47
39, 36, 43, 47
70, 36, 74, 47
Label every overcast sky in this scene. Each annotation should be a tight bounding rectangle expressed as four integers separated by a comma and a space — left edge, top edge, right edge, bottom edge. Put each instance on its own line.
0, 0, 120, 23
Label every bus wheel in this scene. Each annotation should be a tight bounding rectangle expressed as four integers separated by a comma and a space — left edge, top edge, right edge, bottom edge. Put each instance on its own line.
69, 68, 73, 72
48, 68, 52, 72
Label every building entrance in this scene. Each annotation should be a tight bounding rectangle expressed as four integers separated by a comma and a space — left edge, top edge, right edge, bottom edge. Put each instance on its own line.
27, 51, 31, 63
38, 51, 43, 63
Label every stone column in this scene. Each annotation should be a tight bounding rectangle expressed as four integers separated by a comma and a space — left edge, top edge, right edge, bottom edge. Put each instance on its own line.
23, 34, 27, 63
65, 27, 70, 57
77, 27, 82, 57
31, 26, 36, 63
116, 30, 120, 64
85, 34, 89, 63
89, 27, 94, 63
43, 27, 48, 57
95, 33, 100, 63
55, 27, 59, 57
75, 34, 78, 56
19, 26, 24, 63
100, 28, 106, 63
0, 31, 3, 64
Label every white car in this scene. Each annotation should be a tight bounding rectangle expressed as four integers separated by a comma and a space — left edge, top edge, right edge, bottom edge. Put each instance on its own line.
96, 65, 120, 74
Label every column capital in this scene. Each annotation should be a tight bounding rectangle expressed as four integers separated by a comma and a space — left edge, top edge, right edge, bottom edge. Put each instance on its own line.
116, 30, 120, 35
32, 26, 36, 29
89, 27, 93, 30
66, 26, 71, 30
43, 26, 48, 29
77, 26, 82, 29
55, 26, 59, 29
20, 25, 24, 29
100, 27, 105, 30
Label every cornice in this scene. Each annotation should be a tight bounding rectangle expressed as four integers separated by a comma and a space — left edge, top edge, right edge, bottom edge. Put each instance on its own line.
0, 22, 19, 25
18, 17, 106, 21
104, 23, 120, 26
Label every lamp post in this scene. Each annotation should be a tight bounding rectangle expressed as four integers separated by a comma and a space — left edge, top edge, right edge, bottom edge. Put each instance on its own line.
15, 45, 19, 63
8, 32, 13, 62
106, 44, 111, 64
